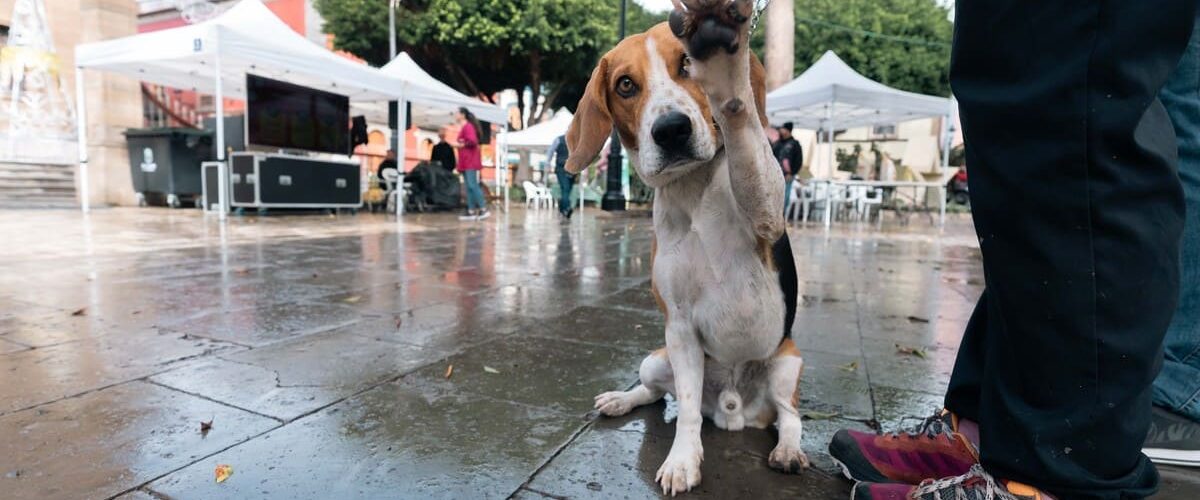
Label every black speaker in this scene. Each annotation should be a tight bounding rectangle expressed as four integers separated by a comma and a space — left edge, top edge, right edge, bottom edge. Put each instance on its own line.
387, 101, 413, 130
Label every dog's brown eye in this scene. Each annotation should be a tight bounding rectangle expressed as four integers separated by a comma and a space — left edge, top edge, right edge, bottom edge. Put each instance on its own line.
615, 76, 638, 98
680, 55, 692, 77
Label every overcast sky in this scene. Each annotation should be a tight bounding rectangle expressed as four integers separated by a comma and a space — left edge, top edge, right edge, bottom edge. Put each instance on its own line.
634, 0, 675, 13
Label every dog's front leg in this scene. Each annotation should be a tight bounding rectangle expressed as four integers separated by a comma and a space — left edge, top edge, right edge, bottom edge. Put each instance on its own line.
657, 321, 705, 495
673, 0, 786, 243
767, 341, 809, 472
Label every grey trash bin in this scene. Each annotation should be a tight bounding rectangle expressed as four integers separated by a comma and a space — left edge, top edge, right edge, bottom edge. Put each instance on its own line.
124, 128, 214, 208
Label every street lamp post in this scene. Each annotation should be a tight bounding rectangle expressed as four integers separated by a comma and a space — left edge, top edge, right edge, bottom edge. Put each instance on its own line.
601, 0, 628, 212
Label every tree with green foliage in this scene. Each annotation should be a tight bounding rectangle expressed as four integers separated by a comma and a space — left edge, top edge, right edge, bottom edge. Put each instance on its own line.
790, 0, 952, 96
316, 0, 666, 126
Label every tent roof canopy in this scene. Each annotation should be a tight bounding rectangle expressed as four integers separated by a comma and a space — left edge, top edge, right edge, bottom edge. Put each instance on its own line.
765, 51, 952, 130
351, 53, 508, 128
76, 0, 404, 102
502, 111, 572, 150
75, 0, 503, 127
380, 53, 506, 124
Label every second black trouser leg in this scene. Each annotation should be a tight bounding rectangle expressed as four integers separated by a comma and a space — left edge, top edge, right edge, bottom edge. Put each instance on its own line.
944, 0, 1196, 498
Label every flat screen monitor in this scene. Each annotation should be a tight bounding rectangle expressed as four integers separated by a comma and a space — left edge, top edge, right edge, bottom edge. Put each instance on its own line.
246, 74, 349, 154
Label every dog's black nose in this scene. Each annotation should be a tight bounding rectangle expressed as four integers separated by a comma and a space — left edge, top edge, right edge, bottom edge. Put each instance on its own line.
651, 111, 693, 154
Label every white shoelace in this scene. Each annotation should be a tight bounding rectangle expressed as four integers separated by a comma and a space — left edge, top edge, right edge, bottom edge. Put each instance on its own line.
910, 465, 1020, 500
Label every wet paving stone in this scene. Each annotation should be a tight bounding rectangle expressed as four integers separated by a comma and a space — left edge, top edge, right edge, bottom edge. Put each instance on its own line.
0, 381, 278, 499
167, 302, 366, 347
517, 305, 664, 351
527, 409, 849, 499
0, 328, 237, 414
151, 328, 449, 421
404, 335, 646, 415
0, 306, 120, 347
1, 208, 1196, 499
147, 379, 579, 499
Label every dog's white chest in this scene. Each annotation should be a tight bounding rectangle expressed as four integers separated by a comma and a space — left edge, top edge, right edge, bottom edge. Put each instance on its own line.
653, 165, 785, 363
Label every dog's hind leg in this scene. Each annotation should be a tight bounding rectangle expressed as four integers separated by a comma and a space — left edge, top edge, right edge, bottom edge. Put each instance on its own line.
766, 339, 809, 473
594, 348, 673, 416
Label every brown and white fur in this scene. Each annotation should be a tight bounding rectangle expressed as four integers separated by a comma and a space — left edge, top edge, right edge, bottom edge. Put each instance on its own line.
564, 1, 806, 495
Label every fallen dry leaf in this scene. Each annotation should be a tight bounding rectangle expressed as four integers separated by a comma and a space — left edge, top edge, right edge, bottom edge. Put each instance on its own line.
343, 295, 361, 304
200, 419, 213, 435
444, 364, 454, 379
394, 316, 403, 329
233, 268, 250, 275
483, 366, 501, 374
214, 464, 233, 483
70, 308, 86, 317
895, 344, 928, 359
801, 410, 840, 420
838, 361, 859, 372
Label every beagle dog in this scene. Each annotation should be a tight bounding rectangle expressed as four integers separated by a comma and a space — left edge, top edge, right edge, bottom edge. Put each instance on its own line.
564, 0, 804, 495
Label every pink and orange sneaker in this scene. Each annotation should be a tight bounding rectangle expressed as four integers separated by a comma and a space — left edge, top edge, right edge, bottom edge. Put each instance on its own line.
829, 409, 979, 484
851, 464, 1053, 500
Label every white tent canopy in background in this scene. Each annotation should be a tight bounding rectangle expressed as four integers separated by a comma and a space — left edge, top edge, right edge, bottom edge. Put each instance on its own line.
75, 0, 401, 102
351, 53, 507, 129
766, 51, 952, 129
380, 53, 507, 125
503, 111, 572, 150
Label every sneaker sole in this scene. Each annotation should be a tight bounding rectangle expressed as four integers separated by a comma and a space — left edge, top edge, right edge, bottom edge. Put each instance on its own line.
1144, 448, 1200, 467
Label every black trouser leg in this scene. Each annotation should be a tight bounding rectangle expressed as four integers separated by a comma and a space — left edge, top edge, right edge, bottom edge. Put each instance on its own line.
944, 1, 1196, 498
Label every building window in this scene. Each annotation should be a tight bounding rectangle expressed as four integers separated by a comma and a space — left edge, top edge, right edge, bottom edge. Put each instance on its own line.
872, 124, 897, 139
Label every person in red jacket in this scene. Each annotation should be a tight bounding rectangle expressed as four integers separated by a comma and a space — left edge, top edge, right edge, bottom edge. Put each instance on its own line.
455, 107, 489, 220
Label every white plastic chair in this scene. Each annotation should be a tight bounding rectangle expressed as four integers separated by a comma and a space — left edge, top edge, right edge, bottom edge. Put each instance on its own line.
381, 168, 400, 213
785, 179, 804, 223
523, 181, 541, 209
537, 183, 555, 209
845, 186, 869, 221
803, 182, 826, 223
857, 187, 884, 222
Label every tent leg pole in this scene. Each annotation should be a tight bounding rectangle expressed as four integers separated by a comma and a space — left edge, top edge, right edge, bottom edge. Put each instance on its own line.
215, 49, 227, 221
74, 67, 89, 214
395, 96, 406, 217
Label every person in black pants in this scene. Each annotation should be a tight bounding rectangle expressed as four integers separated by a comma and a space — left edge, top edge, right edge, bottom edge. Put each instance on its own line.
830, 1, 1198, 498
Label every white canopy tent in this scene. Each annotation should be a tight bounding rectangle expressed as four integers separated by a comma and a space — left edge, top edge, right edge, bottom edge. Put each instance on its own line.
503, 111, 572, 150
765, 51, 954, 177
73, 0, 509, 216
351, 53, 507, 128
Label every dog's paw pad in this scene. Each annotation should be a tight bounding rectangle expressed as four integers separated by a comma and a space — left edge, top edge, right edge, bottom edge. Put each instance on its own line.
768, 445, 810, 474
670, 0, 753, 60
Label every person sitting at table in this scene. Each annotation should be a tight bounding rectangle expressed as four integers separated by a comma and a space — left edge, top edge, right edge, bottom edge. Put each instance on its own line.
431, 128, 457, 172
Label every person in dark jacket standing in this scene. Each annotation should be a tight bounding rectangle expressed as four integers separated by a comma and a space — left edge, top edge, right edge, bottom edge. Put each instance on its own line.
431, 127, 457, 172
771, 122, 802, 212
547, 134, 573, 218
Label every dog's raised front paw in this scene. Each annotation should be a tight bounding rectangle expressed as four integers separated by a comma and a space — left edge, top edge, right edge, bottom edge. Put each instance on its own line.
669, 0, 753, 60
768, 444, 810, 474
593, 391, 636, 417
655, 445, 703, 496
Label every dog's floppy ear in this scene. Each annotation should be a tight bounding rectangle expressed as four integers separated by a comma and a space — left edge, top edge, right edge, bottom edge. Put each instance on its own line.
749, 53, 769, 128
565, 56, 612, 174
